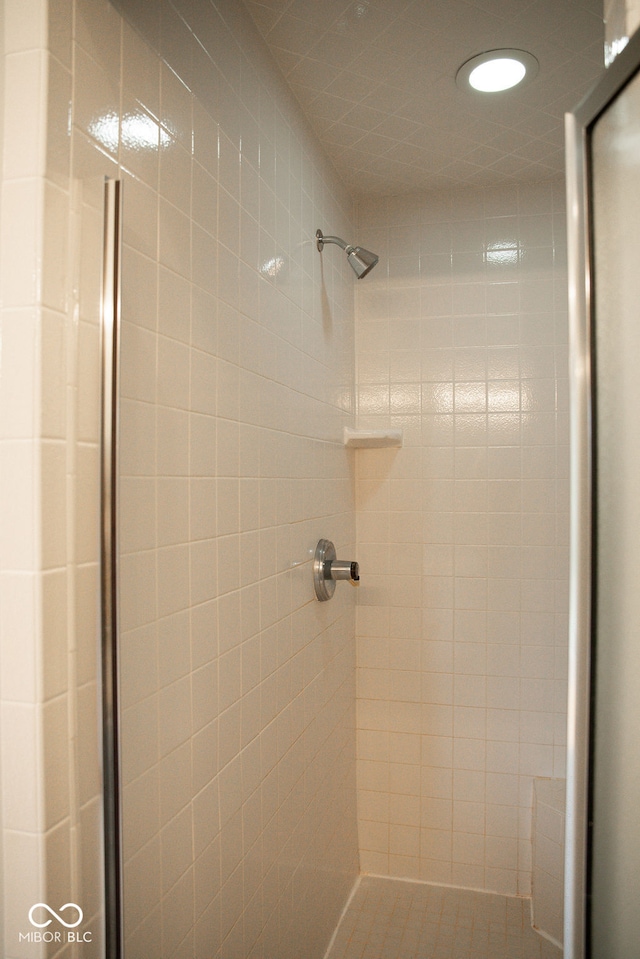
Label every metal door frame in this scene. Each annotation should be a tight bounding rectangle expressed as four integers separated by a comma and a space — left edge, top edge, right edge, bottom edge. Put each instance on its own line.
100, 177, 124, 959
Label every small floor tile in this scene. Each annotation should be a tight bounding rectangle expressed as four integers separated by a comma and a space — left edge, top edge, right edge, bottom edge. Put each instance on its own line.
325, 877, 562, 959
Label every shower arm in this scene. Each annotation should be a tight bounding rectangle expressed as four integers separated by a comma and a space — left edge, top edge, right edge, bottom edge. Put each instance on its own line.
316, 230, 354, 254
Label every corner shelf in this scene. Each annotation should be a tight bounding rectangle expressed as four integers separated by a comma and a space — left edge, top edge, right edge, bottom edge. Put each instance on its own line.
343, 427, 403, 449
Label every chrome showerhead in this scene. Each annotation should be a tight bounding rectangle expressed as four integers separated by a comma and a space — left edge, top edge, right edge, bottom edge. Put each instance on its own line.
346, 245, 379, 278
316, 229, 379, 279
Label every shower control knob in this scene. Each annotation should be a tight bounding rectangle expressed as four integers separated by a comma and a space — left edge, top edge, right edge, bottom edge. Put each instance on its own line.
329, 559, 360, 582
313, 539, 360, 601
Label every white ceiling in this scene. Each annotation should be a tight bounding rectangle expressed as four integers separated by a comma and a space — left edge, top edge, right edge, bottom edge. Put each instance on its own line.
245, 0, 605, 197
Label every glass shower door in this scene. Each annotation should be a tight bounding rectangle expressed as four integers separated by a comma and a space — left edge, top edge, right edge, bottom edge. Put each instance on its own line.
589, 48, 640, 959
565, 27, 640, 959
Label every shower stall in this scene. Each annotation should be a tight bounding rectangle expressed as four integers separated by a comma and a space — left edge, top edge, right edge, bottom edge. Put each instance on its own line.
97, 0, 572, 950
5, 0, 638, 957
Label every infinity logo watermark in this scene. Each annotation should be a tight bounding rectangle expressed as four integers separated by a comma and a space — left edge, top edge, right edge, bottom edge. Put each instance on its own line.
28, 903, 83, 928
19, 902, 91, 944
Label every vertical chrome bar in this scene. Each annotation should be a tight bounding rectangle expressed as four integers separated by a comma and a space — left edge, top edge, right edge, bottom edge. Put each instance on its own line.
564, 111, 592, 959
100, 177, 124, 959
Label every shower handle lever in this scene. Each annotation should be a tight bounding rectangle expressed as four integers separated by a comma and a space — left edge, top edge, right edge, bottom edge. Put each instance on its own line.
328, 559, 360, 582
313, 539, 359, 601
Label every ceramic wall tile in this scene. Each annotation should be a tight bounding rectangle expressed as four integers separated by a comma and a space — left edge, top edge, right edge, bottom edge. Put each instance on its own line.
0, 703, 41, 832
0, 310, 38, 440
355, 181, 569, 896
0, 179, 42, 310
3, 51, 47, 180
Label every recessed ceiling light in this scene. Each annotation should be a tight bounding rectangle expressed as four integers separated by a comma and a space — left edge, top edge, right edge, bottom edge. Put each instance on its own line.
456, 49, 539, 93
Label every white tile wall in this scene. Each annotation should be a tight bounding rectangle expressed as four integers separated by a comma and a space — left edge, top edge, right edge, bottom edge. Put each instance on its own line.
532, 777, 565, 947
354, 182, 570, 897
0, 0, 68, 959
2, 0, 106, 950
71, 0, 359, 956
2, 0, 361, 955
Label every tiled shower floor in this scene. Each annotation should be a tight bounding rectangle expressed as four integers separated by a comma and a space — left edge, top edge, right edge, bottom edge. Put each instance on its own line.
325, 876, 562, 959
